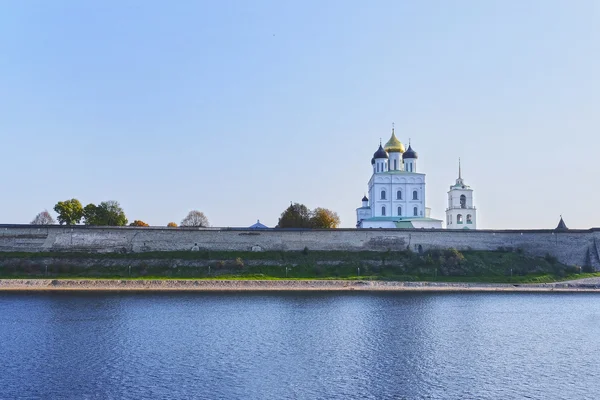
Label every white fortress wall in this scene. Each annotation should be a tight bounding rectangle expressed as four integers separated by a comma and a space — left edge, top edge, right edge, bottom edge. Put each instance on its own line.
0, 225, 599, 268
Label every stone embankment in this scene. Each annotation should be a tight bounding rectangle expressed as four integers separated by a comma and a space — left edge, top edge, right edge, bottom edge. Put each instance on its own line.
1, 279, 599, 292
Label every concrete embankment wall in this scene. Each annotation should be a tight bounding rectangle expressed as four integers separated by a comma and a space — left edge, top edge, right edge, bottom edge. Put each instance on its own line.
1, 225, 599, 268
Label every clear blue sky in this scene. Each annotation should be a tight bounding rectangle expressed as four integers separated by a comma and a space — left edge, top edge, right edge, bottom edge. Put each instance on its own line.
1, 1, 599, 229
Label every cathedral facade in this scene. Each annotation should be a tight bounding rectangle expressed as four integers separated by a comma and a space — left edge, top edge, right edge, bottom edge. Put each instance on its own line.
356, 128, 477, 229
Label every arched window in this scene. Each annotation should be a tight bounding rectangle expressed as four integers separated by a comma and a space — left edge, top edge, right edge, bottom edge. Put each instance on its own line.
396, 190, 402, 200
460, 195, 466, 208
457, 214, 463, 224
380, 190, 386, 200
381, 206, 386, 216
413, 207, 418, 216
413, 190, 418, 200
397, 206, 402, 216
467, 214, 472, 224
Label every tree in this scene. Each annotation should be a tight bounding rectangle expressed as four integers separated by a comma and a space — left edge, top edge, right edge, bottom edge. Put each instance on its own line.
31, 210, 55, 225
181, 210, 210, 227
53, 199, 84, 225
130, 220, 149, 227
167, 222, 178, 227
83, 203, 100, 225
276, 203, 313, 228
83, 201, 128, 226
310, 207, 340, 229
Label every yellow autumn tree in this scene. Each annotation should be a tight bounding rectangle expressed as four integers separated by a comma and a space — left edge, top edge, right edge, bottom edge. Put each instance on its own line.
310, 207, 340, 229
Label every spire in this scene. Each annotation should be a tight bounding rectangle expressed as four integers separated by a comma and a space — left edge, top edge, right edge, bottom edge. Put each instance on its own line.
459, 158, 462, 179
555, 215, 568, 231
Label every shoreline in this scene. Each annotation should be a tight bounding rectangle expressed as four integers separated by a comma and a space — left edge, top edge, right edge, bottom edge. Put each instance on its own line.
1, 279, 600, 292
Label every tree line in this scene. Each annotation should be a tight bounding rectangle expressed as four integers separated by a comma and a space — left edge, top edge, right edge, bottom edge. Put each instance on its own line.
30, 198, 210, 228
29, 199, 340, 229
275, 203, 340, 229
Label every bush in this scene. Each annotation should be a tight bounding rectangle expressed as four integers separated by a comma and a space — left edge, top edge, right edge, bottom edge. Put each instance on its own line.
582, 264, 595, 273
544, 253, 558, 264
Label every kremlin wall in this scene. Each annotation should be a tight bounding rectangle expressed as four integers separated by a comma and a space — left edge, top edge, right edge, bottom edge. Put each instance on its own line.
1, 224, 599, 269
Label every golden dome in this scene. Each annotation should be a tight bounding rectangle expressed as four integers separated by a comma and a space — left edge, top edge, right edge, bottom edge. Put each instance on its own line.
384, 128, 405, 153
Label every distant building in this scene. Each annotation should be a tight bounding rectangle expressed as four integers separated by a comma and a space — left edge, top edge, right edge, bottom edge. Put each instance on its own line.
446, 159, 477, 229
249, 220, 269, 229
356, 127, 443, 229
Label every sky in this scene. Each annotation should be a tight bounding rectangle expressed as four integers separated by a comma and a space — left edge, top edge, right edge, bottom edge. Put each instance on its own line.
1, 0, 599, 229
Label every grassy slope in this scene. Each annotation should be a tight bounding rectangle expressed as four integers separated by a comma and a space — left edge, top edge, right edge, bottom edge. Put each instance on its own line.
0, 249, 597, 283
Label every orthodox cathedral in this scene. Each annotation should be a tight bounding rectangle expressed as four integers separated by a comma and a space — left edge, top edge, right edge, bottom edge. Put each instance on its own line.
356, 127, 477, 229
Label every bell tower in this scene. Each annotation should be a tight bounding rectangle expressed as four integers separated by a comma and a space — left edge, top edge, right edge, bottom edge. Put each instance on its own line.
446, 159, 477, 229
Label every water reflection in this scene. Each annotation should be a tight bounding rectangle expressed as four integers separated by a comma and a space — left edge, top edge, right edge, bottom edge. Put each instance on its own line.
0, 292, 599, 399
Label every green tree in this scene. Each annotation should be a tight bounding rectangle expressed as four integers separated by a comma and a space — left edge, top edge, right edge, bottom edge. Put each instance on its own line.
31, 210, 55, 225
310, 207, 340, 229
53, 199, 84, 225
276, 203, 312, 228
180, 210, 210, 227
83, 203, 100, 225
83, 201, 128, 226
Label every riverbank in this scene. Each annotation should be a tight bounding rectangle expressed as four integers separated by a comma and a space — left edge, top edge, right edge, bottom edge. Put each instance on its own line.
2, 279, 600, 292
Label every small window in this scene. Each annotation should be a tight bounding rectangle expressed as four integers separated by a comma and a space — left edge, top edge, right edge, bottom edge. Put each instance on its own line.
413, 207, 418, 216
382, 206, 386, 216
381, 190, 386, 200
394, 159, 397, 170
397, 206, 402, 216
467, 214, 472, 224
377, 163, 380, 172
396, 190, 402, 200
457, 214, 463, 224
460, 195, 466, 209
413, 190, 418, 200
447, 215, 451, 225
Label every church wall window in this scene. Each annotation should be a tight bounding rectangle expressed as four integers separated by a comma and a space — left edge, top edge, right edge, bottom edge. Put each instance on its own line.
398, 206, 402, 216
397, 190, 402, 200
460, 195, 466, 209
377, 163, 380, 172
412, 190, 418, 200
413, 207, 418, 216
394, 160, 397, 170
457, 214, 463, 224
382, 206, 386, 216
380, 190, 386, 200
467, 214, 472, 224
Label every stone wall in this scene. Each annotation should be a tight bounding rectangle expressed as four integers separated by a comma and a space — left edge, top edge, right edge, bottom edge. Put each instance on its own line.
1, 225, 599, 268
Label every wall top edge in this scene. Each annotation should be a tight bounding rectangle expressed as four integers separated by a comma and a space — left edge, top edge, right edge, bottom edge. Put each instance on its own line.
0, 224, 598, 234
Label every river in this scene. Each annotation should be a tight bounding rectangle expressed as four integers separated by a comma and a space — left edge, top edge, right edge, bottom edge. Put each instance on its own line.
1, 292, 598, 399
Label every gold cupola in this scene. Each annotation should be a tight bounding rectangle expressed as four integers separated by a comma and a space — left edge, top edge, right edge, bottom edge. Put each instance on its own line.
384, 127, 405, 153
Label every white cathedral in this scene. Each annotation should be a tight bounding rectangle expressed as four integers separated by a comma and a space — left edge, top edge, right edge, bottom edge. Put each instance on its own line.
356, 127, 477, 229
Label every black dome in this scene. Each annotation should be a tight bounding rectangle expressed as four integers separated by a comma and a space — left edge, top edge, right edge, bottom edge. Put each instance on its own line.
373, 144, 388, 159
402, 145, 418, 159
362, 195, 368, 202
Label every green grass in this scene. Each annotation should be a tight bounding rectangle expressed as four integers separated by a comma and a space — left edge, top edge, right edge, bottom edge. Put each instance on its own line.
0, 249, 597, 284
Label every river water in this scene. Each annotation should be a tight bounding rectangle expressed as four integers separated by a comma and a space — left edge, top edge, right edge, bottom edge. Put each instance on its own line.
0, 292, 598, 399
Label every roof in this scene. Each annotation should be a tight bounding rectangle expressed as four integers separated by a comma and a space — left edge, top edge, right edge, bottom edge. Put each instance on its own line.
384, 129, 405, 153
555, 217, 568, 231
373, 144, 389, 159
361, 216, 443, 222
249, 220, 269, 229
402, 144, 418, 159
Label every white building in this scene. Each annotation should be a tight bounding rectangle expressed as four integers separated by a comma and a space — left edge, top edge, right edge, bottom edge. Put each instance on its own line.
446, 160, 477, 229
356, 128, 443, 229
